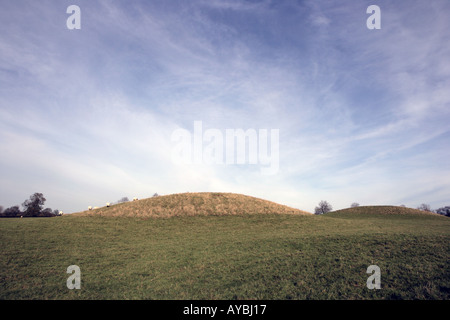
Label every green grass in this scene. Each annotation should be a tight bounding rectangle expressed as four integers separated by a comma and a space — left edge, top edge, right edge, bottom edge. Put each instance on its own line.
1, 209, 449, 300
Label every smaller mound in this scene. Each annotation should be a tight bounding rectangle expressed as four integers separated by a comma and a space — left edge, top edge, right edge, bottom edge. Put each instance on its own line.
328, 205, 441, 217
73, 192, 312, 218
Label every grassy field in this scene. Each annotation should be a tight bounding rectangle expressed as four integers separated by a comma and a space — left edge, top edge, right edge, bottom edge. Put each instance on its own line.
0, 203, 449, 300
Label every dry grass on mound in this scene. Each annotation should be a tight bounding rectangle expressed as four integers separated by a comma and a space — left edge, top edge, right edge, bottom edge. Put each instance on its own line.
73, 192, 312, 218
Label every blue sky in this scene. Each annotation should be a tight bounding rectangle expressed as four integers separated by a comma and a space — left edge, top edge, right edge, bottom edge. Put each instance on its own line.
1, 0, 449, 213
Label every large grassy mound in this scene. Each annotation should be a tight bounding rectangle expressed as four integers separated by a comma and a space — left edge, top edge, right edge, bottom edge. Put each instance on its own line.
72, 192, 312, 218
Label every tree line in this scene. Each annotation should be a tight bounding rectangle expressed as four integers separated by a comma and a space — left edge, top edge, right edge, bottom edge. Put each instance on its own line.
0, 193, 61, 217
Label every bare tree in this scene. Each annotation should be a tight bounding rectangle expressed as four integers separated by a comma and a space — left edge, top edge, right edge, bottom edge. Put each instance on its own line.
417, 203, 431, 212
314, 200, 333, 215
351, 202, 360, 208
118, 197, 129, 203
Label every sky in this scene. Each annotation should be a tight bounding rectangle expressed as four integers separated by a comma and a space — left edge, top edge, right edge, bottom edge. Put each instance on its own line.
0, 0, 449, 213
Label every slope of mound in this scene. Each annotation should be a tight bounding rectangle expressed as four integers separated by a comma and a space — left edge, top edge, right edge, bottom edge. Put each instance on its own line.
72, 192, 312, 218
327, 205, 442, 218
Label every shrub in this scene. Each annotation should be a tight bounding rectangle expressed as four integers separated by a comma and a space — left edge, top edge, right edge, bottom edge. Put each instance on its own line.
3, 206, 22, 217
436, 206, 450, 217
